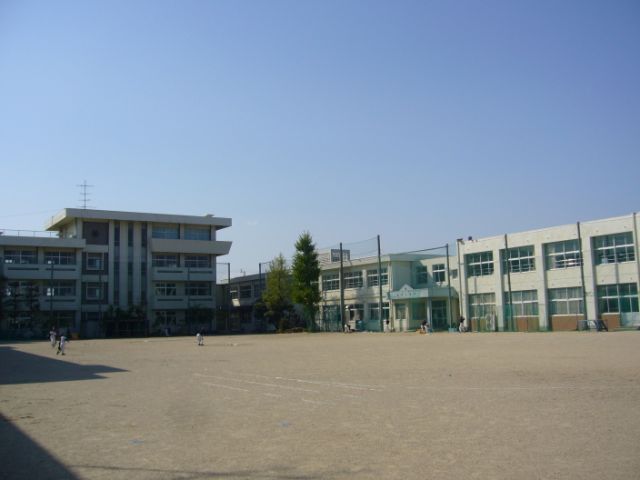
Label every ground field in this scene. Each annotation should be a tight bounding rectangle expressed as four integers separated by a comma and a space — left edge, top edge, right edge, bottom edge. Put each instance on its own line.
1, 331, 639, 480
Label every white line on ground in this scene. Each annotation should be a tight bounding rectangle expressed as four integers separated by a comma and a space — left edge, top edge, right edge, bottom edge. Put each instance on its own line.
194, 373, 319, 393
202, 382, 250, 392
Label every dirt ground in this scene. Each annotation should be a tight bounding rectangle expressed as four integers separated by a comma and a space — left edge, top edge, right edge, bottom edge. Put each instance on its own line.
1, 331, 639, 480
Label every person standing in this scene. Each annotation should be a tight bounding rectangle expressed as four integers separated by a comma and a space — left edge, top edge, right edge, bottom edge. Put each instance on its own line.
196, 331, 204, 346
49, 328, 57, 348
56, 335, 67, 355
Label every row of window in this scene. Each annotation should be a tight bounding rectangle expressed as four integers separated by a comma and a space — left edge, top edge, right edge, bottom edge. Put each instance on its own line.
230, 284, 257, 299
322, 268, 388, 291
468, 283, 639, 318
154, 282, 212, 297
466, 232, 636, 278
322, 302, 390, 321
151, 225, 211, 241
152, 254, 211, 268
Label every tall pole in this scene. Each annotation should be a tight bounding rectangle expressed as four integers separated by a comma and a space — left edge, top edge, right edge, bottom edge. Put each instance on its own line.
48, 260, 54, 329
446, 244, 453, 330
339, 243, 345, 330
377, 235, 384, 332
227, 262, 231, 332
456, 239, 465, 330
186, 266, 191, 334
504, 234, 513, 332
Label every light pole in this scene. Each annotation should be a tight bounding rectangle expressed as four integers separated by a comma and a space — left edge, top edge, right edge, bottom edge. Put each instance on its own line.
48, 260, 54, 329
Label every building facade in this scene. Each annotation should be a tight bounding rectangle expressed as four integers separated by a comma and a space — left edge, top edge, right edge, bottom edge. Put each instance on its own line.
0, 209, 231, 338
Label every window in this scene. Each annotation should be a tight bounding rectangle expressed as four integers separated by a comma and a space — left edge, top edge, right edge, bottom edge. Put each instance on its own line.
548, 287, 584, 315
593, 232, 635, 265
46, 281, 76, 297
466, 252, 494, 277
230, 287, 238, 299
322, 273, 339, 291
152, 254, 179, 267
185, 226, 211, 241
545, 240, 582, 270
344, 271, 363, 289
186, 282, 211, 297
152, 225, 179, 239
155, 283, 177, 296
597, 283, 639, 313
185, 255, 210, 268
502, 246, 535, 273
155, 310, 177, 325
469, 293, 496, 319
5, 281, 35, 296
85, 282, 103, 300
3, 250, 36, 264
504, 290, 538, 316
114, 221, 120, 247
86, 253, 103, 270
346, 303, 364, 320
239, 284, 252, 299
416, 265, 428, 284
44, 251, 76, 265
367, 267, 388, 287
369, 302, 390, 321
433, 264, 446, 283
322, 305, 340, 322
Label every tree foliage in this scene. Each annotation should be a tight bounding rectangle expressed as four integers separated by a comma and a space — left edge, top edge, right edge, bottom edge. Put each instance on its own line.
261, 254, 292, 331
291, 231, 321, 331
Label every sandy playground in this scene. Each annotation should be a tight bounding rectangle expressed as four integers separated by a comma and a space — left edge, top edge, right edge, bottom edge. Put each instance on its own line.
1, 331, 639, 480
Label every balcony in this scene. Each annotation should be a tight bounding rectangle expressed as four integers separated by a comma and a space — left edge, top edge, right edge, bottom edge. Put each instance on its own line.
1, 263, 80, 281
152, 266, 216, 282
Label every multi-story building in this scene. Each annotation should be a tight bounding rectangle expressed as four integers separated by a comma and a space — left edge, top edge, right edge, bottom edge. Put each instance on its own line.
457, 213, 640, 332
316, 213, 640, 333
0, 208, 231, 338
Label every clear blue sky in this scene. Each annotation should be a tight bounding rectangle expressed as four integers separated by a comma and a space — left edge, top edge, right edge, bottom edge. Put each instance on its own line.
1, 0, 639, 275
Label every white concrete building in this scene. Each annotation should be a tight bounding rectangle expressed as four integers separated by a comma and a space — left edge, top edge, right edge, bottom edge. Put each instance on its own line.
0, 209, 231, 338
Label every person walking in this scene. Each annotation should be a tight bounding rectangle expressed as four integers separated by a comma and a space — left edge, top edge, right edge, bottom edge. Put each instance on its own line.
49, 328, 57, 348
56, 335, 67, 355
196, 331, 204, 346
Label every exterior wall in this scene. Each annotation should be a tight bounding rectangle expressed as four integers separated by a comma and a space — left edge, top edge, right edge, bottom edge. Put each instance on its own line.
1, 209, 232, 338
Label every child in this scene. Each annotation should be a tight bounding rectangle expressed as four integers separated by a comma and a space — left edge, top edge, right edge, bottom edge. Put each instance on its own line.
196, 331, 204, 346
56, 335, 67, 355
49, 328, 57, 348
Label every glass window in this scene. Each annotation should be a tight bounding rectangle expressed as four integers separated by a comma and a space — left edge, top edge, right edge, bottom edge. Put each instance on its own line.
469, 293, 496, 319
346, 303, 364, 320
85, 282, 104, 300
322, 273, 339, 291
502, 246, 535, 273
155, 310, 177, 325
344, 271, 363, 289
184, 226, 211, 241
186, 282, 211, 297
44, 251, 76, 265
593, 232, 635, 265
3, 250, 36, 264
369, 302, 390, 321
86, 253, 103, 270
230, 287, 238, 299
504, 290, 538, 316
466, 252, 494, 277
433, 264, 446, 283
367, 267, 388, 287
416, 265, 428, 284
155, 283, 177, 296
545, 240, 582, 270
46, 280, 76, 297
152, 254, 179, 267
239, 284, 252, 299
548, 287, 584, 315
152, 225, 179, 239
185, 255, 210, 268
597, 283, 639, 313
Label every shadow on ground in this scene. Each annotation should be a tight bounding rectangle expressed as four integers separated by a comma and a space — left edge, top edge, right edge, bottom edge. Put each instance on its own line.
0, 412, 79, 480
0, 346, 127, 385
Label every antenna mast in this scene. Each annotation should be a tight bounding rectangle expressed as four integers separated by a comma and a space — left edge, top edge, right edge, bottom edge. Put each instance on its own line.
77, 180, 94, 209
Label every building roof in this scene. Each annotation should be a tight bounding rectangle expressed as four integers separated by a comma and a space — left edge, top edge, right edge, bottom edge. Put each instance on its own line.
45, 208, 232, 231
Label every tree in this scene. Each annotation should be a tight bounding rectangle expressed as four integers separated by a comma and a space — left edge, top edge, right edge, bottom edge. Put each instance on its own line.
291, 232, 321, 331
261, 254, 292, 332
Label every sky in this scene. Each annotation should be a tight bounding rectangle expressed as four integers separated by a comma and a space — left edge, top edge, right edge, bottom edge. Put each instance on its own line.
1, 0, 639, 275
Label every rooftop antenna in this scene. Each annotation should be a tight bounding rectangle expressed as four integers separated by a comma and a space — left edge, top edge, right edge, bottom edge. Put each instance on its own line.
77, 180, 94, 209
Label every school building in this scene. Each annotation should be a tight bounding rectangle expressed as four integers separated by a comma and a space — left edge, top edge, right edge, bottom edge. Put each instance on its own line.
0, 208, 232, 338
315, 212, 640, 332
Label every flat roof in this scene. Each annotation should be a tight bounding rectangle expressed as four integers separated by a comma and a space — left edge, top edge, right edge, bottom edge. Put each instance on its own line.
45, 208, 232, 231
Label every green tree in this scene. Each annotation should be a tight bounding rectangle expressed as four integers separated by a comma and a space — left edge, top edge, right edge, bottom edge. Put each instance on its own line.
262, 254, 292, 332
291, 232, 321, 331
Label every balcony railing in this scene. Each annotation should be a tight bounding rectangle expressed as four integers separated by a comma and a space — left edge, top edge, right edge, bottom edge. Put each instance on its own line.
0, 229, 60, 238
